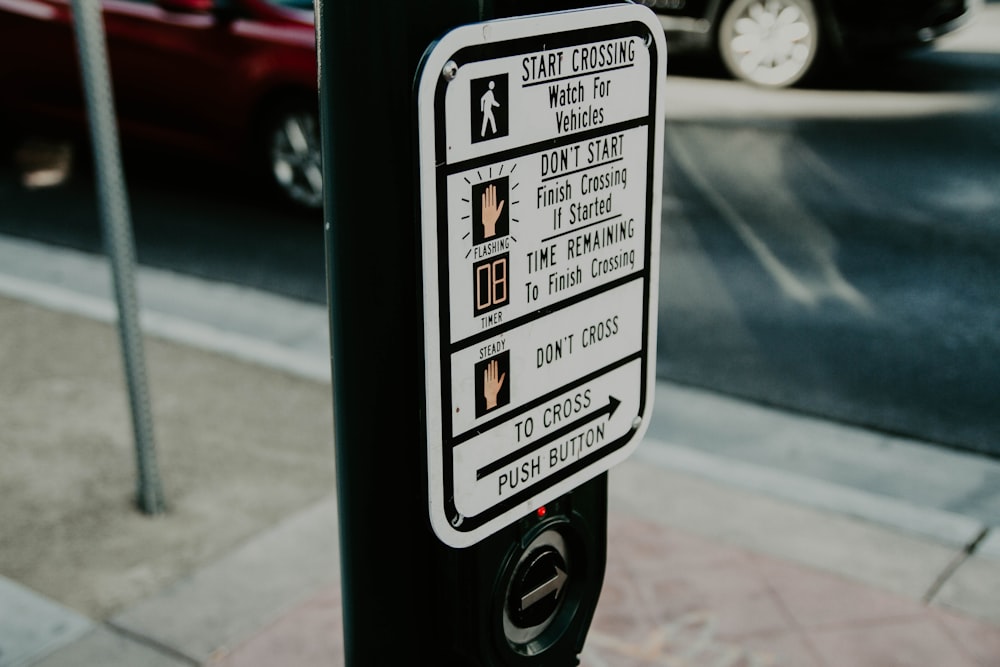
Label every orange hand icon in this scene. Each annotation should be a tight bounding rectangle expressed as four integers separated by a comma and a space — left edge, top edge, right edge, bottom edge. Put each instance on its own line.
483, 359, 506, 410
481, 183, 505, 239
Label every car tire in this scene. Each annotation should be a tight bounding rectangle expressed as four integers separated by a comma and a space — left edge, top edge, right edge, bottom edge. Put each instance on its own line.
263, 100, 323, 210
717, 0, 821, 88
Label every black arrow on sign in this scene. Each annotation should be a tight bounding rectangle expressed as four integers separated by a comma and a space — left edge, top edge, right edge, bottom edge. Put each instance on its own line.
477, 396, 621, 480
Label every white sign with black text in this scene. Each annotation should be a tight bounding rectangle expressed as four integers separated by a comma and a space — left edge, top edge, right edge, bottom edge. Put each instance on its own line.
417, 4, 666, 547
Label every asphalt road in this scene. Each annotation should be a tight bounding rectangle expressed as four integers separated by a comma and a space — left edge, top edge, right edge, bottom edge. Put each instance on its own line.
0, 139, 327, 303
658, 10, 1000, 456
0, 6, 997, 456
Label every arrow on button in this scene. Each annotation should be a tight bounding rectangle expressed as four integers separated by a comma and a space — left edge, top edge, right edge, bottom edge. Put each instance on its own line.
477, 395, 622, 480
521, 565, 568, 612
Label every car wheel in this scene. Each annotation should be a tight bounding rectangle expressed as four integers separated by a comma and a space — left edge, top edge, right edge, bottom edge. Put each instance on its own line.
717, 0, 820, 88
265, 102, 323, 210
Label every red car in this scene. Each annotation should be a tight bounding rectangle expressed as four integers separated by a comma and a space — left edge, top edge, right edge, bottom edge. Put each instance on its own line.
0, 0, 322, 208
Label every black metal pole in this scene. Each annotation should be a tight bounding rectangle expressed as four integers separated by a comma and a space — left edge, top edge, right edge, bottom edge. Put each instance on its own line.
318, 3, 642, 663
318, 2, 481, 663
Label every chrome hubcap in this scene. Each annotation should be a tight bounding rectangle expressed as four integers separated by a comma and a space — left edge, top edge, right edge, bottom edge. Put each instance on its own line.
728, 0, 814, 86
271, 111, 323, 209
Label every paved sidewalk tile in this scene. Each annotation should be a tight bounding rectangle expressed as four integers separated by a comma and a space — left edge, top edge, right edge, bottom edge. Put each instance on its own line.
0, 297, 335, 621
933, 610, 1000, 667
585, 515, 1000, 667
933, 552, 1000, 626
806, 618, 981, 667
0, 577, 92, 667
608, 461, 962, 602
30, 628, 190, 667
113, 497, 339, 664
211, 588, 342, 667
209, 513, 1000, 667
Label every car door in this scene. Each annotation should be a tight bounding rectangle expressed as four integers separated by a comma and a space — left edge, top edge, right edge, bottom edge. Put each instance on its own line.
0, 0, 241, 152
0, 0, 85, 124
99, 0, 246, 156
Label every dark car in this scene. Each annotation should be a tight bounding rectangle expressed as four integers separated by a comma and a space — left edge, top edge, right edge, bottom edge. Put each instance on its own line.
646, 0, 981, 87
0, 0, 321, 208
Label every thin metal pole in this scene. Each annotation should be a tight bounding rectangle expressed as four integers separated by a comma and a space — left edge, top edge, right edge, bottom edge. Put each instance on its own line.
69, 0, 165, 514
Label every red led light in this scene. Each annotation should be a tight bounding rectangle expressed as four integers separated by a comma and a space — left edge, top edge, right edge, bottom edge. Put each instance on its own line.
536, 506, 547, 518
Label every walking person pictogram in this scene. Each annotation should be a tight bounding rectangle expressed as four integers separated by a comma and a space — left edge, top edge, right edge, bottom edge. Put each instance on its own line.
470, 75, 508, 143
480, 81, 500, 138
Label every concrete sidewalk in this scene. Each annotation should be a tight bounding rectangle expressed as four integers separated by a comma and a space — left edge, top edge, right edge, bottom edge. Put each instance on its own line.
1, 239, 999, 665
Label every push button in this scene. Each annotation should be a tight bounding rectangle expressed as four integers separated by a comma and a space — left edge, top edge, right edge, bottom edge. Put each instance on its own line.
508, 545, 568, 629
